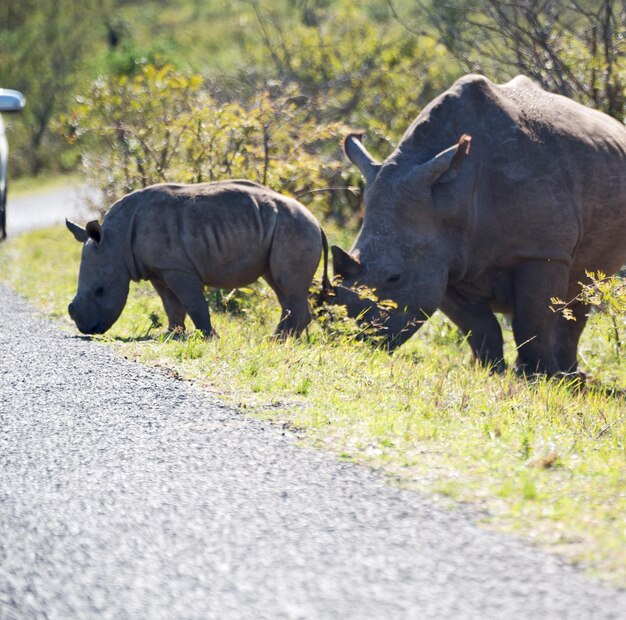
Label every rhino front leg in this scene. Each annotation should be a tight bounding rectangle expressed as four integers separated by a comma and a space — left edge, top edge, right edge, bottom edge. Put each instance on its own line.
440, 289, 505, 372
512, 260, 569, 376
160, 270, 216, 338
151, 278, 187, 332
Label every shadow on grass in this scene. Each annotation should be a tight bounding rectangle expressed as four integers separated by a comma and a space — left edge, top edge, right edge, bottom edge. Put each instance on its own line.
110, 328, 201, 344
583, 379, 626, 401
110, 335, 157, 343
68, 333, 158, 344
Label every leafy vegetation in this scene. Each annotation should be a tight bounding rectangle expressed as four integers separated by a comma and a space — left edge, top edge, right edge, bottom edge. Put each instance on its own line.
394, 0, 626, 118
0, 0, 455, 180
0, 0, 123, 174
63, 63, 349, 219
243, 2, 458, 140
1, 227, 625, 585
5, 0, 623, 181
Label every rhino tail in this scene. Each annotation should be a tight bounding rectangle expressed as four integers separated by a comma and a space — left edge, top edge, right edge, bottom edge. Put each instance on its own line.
320, 228, 332, 300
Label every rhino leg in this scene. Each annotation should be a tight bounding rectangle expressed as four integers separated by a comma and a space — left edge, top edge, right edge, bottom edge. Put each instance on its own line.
440, 290, 505, 372
151, 278, 187, 332
512, 261, 569, 376
160, 270, 215, 338
553, 300, 589, 374
263, 271, 312, 338
264, 211, 321, 338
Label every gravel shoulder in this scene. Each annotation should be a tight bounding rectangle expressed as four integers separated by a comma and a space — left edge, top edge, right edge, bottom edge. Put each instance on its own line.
1, 284, 625, 619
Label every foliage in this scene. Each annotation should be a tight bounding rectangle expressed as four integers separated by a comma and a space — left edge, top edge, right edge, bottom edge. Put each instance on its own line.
393, 0, 626, 120
578, 272, 626, 317
61, 3, 461, 221
2, 226, 626, 584
553, 272, 626, 369
0, 0, 113, 174
245, 1, 460, 155
5, 0, 626, 183
64, 63, 348, 219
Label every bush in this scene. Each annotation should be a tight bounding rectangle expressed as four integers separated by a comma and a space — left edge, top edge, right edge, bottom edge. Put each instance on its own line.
552, 272, 626, 377
64, 62, 349, 220
576, 272, 626, 362
244, 2, 460, 157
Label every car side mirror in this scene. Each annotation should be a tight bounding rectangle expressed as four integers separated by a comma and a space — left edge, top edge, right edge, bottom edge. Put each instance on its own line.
0, 89, 25, 113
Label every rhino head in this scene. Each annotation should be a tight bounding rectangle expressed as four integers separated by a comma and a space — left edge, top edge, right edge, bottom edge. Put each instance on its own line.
66, 219, 131, 335
331, 133, 472, 350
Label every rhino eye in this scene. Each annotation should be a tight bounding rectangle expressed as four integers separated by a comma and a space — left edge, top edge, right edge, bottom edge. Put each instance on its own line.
94, 287, 104, 297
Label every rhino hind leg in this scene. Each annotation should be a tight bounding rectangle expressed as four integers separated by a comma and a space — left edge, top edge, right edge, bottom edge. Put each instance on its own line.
263, 271, 312, 338
151, 278, 187, 333
160, 270, 216, 338
265, 212, 322, 338
552, 300, 589, 375
440, 290, 505, 372
511, 260, 570, 377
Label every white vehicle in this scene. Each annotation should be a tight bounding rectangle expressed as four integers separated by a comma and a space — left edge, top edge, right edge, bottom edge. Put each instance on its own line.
0, 89, 25, 239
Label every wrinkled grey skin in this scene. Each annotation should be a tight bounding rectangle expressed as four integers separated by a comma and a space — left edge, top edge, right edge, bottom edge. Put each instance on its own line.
331, 74, 626, 376
67, 180, 329, 338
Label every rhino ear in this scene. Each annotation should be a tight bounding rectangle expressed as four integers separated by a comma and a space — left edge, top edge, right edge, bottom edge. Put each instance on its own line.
426, 134, 472, 185
342, 133, 381, 185
85, 220, 103, 244
331, 245, 362, 280
405, 134, 472, 190
66, 219, 88, 243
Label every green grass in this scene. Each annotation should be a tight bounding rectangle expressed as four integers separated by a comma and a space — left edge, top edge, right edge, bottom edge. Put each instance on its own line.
10, 172, 85, 198
2, 225, 625, 585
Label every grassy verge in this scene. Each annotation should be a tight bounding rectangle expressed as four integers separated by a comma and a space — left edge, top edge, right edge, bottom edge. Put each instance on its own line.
1, 226, 625, 585
10, 172, 84, 198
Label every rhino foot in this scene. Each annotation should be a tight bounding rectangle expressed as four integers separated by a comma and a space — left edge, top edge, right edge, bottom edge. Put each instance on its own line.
164, 326, 186, 341
554, 370, 587, 390
200, 327, 219, 340
162, 326, 218, 342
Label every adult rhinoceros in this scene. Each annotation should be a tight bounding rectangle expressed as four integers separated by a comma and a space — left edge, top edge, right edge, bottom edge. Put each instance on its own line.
331, 74, 626, 376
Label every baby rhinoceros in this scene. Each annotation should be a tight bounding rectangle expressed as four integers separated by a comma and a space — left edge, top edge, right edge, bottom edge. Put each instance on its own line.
66, 180, 330, 339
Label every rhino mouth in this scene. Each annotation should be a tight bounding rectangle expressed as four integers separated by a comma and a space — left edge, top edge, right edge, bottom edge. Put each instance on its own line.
73, 320, 107, 335
68, 309, 107, 335
361, 314, 427, 351
80, 323, 107, 335
68, 300, 109, 335
327, 283, 427, 350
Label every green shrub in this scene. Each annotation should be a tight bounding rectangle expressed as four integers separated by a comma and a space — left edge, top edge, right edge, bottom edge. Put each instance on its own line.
64, 62, 348, 220
243, 1, 461, 205
551, 272, 626, 383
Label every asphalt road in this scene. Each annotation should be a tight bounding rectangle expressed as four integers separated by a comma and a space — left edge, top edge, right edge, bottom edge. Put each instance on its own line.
1, 195, 626, 618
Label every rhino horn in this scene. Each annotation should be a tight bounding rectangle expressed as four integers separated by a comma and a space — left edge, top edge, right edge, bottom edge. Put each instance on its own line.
331, 245, 363, 279
343, 133, 381, 184
66, 219, 88, 243
85, 220, 104, 244
405, 134, 472, 190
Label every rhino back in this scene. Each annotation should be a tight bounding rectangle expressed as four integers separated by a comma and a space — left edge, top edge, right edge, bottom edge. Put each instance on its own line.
394, 74, 626, 276
112, 182, 284, 288
398, 74, 626, 172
